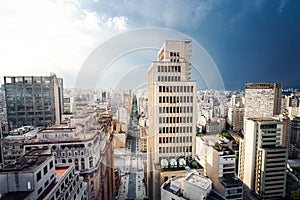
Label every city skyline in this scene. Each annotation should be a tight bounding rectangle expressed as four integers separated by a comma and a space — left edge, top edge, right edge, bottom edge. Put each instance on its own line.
1, 0, 300, 90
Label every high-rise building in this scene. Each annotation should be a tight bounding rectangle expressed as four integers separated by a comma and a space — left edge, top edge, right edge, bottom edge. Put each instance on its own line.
238, 119, 287, 199
4, 75, 63, 130
244, 83, 282, 120
147, 39, 197, 199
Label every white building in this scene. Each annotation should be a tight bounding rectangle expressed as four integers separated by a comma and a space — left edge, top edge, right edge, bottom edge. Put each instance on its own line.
147, 39, 197, 199
0, 148, 87, 200
238, 119, 287, 199
161, 170, 212, 200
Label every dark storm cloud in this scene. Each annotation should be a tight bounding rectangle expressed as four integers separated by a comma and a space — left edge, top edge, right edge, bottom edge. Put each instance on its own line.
80, 0, 300, 89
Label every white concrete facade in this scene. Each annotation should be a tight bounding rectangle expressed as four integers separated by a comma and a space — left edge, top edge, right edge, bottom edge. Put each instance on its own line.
238, 119, 287, 199
148, 40, 197, 166
161, 171, 212, 200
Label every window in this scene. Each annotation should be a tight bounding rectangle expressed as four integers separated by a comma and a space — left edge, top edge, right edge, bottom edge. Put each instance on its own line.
44, 180, 49, 188
36, 171, 42, 182
38, 187, 43, 195
56, 189, 60, 198
49, 160, 54, 169
89, 156, 93, 168
43, 166, 48, 175
27, 181, 32, 190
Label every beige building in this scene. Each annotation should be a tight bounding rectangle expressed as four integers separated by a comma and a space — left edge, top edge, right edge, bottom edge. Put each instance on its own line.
244, 83, 282, 120
238, 119, 287, 199
227, 106, 244, 132
147, 40, 197, 199
196, 136, 243, 200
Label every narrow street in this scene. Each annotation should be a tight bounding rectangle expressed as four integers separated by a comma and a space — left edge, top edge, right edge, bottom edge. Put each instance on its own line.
117, 96, 146, 200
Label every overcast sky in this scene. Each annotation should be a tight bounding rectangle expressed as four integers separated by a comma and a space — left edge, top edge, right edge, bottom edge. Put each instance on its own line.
1, 0, 299, 89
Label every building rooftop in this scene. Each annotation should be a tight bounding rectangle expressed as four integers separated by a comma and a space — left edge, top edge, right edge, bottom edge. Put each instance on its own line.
1, 148, 51, 172
163, 171, 212, 196
214, 143, 235, 155
38, 127, 76, 133
55, 166, 69, 179
185, 173, 212, 190
245, 83, 281, 89
248, 118, 279, 122
221, 175, 243, 188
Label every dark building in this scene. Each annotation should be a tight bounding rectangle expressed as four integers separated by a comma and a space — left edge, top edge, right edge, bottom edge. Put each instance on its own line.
4, 75, 63, 130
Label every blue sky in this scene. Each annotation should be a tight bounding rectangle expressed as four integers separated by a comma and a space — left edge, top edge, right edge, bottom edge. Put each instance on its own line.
1, 0, 299, 89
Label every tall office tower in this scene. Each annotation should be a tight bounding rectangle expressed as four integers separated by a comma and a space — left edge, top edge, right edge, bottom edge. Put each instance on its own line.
4, 75, 63, 130
147, 40, 197, 199
244, 83, 282, 119
238, 119, 287, 199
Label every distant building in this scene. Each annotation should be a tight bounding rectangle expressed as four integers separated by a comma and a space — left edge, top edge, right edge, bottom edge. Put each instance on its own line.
227, 106, 244, 132
287, 94, 300, 119
140, 126, 147, 152
147, 40, 197, 199
290, 117, 300, 158
244, 83, 282, 120
4, 75, 63, 130
206, 118, 226, 133
63, 96, 74, 114
161, 170, 212, 200
0, 148, 87, 200
2, 127, 38, 165
238, 119, 287, 199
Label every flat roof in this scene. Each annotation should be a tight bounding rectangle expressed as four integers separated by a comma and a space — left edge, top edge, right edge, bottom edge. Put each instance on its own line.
248, 118, 279, 122
185, 173, 212, 190
1, 149, 51, 172
221, 175, 243, 187
245, 83, 281, 89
